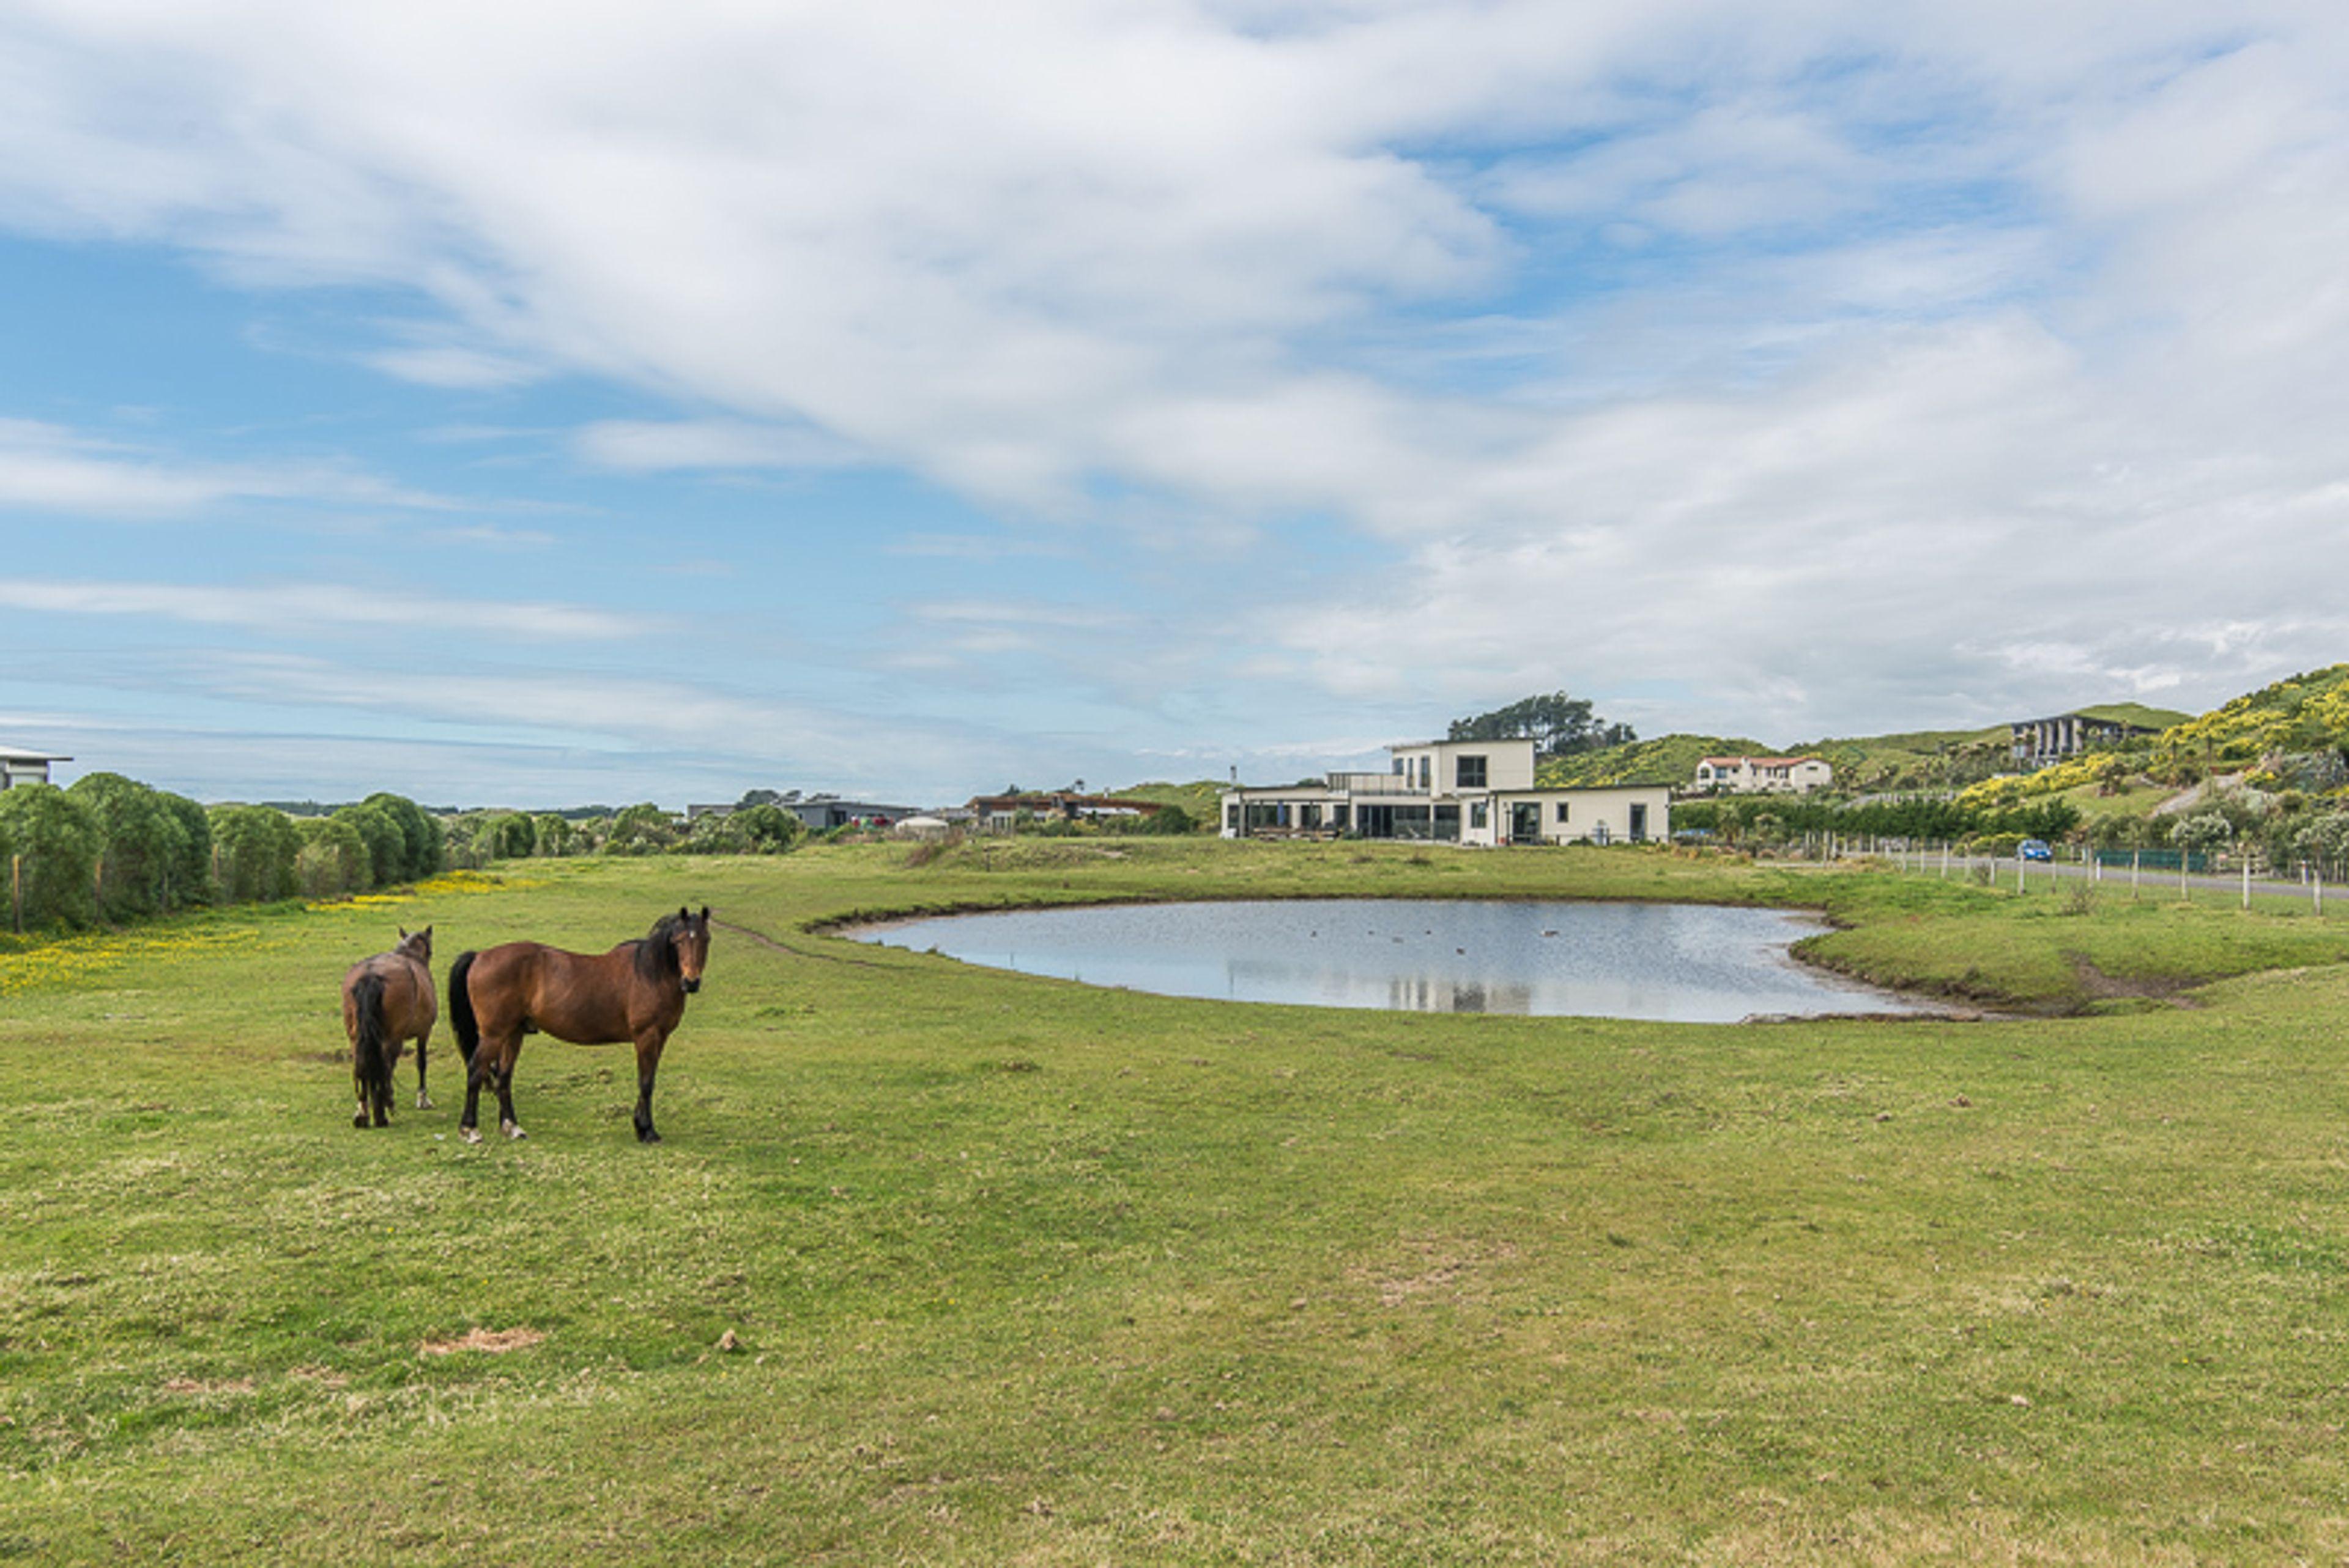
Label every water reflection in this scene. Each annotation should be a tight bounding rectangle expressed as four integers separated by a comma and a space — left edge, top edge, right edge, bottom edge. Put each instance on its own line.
855, 899, 1935, 1022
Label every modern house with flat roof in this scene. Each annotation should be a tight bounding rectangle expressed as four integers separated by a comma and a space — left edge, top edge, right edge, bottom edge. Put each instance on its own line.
1221, 738, 1668, 847
0, 745, 70, 790
2009, 712, 2164, 770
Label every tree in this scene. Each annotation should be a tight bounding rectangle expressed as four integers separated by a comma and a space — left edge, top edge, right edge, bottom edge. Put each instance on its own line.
2170, 812, 2233, 858
157, 790, 213, 908
479, 812, 536, 860
209, 804, 302, 902
68, 772, 184, 921
605, 803, 678, 855
683, 812, 750, 853
334, 803, 406, 890
730, 803, 807, 853
362, 792, 443, 881
1448, 692, 1635, 759
532, 814, 577, 857
297, 814, 372, 897
0, 784, 102, 930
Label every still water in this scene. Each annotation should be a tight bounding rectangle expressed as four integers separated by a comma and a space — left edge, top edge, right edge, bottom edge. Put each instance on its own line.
855, 899, 1937, 1022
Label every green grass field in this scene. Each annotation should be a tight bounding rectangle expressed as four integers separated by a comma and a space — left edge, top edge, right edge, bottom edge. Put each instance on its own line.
7, 841, 2349, 1563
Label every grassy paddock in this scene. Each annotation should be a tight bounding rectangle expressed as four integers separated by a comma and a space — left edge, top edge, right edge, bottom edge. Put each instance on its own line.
6, 840, 2349, 1563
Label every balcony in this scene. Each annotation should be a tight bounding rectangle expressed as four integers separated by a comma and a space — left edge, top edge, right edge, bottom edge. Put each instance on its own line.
1326, 771, 1425, 795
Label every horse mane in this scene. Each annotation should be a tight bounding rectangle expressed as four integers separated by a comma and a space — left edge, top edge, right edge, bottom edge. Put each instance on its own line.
634, 913, 683, 984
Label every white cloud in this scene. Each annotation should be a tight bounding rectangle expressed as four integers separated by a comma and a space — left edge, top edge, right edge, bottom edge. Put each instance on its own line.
2, 0, 2347, 767
573, 418, 863, 472
0, 576, 650, 641
0, 417, 448, 517
362, 344, 543, 388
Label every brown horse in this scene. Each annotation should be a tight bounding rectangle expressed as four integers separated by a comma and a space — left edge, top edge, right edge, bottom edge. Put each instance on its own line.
448, 907, 711, 1145
342, 926, 437, 1128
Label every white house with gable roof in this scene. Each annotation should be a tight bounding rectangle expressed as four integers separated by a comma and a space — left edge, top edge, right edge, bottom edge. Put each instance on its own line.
1691, 755, 1833, 795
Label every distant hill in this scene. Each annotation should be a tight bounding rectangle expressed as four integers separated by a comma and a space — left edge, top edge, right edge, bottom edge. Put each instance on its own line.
1537, 734, 1768, 788
1540, 700, 2196, 796
2072, 702, 2194, 732
1116, 780, 1223, 827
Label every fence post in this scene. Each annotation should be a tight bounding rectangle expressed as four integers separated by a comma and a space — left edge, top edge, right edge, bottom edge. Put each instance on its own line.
2243, 858, 2251, 912
2318, 868, 2325, 916
10, 853, 20, 935
2132, 850, 2140, 900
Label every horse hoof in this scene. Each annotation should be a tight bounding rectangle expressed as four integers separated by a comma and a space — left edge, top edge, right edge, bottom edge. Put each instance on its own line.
502, 1121, 527, 1140
460, 1125, 482, 1145
353, 1112, 369, 1129
638, 1128, 662, 1145
417, 1093, 436, 1110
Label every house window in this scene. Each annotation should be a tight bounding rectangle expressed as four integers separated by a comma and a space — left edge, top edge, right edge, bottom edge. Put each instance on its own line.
1555, 801, 1570, 823
1469, 801, 1488, 829
1417, 756, 1431, 788
1455, 754, 1487, 789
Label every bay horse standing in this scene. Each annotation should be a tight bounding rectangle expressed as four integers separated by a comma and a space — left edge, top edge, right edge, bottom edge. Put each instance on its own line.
342, 926, 437, 1128
448, 907, 711, 1145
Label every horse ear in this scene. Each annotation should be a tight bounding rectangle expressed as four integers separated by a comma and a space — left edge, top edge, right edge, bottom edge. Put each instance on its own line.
399, 927, 409, 938
678, 905, 689, 922
700, 905, 711, 922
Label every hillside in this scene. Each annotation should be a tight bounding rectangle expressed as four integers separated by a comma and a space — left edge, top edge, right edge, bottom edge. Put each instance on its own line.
1537, 734, 1767, 788
2153, 664, 2349, 769
1116, 779, 1224, 826
1961, 666, 2349, 809
2074, 701, 2194, 732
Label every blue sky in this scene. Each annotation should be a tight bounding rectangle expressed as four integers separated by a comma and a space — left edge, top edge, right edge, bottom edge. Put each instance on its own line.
2, 2, 2345, 807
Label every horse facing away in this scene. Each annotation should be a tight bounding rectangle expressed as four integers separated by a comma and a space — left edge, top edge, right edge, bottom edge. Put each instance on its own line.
342, 926, 437, 1128
448, 907, 711, 1145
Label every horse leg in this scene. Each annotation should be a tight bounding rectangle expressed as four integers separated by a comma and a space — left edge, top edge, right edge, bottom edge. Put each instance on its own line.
414, 1025, 436, 1110
352, 1052, 371, 1129
460, 1031, 508, 1145
631, 1030, 667, 1144
495, 1038, 527, 1140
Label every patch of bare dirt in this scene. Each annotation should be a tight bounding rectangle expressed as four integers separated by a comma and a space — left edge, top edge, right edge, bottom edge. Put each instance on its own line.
1357, 1238, 1522, 1308
418, 1326, 546, 1356
2068, 956, 2197, 1003
160, 1377, 256, 1395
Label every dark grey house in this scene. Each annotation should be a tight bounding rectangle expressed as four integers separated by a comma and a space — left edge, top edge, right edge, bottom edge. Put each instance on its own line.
0, 745, 70, 790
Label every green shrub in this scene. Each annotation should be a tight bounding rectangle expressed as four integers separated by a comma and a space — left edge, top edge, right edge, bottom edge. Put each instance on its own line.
0, 784, 102, 931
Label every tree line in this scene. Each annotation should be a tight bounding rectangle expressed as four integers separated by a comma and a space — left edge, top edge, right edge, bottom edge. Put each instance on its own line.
0, 776, 451, 932
0, 778, 817, 934
1668, 792, 2084, 849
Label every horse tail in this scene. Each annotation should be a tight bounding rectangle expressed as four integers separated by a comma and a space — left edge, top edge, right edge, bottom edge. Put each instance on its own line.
352, 972, 393, 1104
448, 950, 480, 1066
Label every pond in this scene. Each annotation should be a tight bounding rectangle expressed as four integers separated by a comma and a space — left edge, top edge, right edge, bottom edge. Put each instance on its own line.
853, 899, 1940, 1022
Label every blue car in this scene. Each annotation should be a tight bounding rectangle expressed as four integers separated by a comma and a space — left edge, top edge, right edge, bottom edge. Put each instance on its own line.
2019, 839, 2053, 862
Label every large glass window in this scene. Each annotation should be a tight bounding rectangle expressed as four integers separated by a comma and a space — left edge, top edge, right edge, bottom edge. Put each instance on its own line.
1455, 754, 1487, 789
1469, 801, 1489, 829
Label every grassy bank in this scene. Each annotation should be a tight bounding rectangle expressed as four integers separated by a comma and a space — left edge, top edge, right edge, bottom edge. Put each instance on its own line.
7, 841, 2349, 1563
